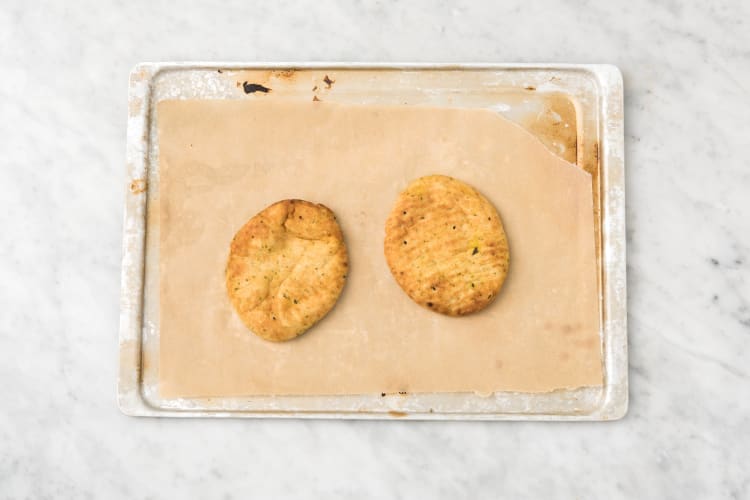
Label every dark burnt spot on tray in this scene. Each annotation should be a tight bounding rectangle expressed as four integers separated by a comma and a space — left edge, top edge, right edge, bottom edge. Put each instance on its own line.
323, 74, 335, 88
381, 392, 386, 397
217, 69, 223, 74
312, 95, 320, 102
312, 85, 318, 91
525, 85, 536, 91
243, 82, 271, 94
472, 247, 479, 255
398, 391, 407, 395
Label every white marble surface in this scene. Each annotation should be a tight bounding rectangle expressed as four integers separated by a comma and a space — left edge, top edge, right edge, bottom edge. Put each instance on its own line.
1, 0, 748, 498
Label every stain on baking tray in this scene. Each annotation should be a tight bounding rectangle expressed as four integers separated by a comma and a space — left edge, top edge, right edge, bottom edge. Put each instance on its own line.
521, 92, 578, 165
312, 95, 321, 102
388, 410, 408, 418
128, 97, 143, 117
323, 74, 335, 89
242, 82, 271, 94
129, 179, 147, 194
273, 69, 296, 79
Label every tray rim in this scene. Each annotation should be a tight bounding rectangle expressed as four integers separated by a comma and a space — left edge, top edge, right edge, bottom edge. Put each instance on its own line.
118, 62, 627, 420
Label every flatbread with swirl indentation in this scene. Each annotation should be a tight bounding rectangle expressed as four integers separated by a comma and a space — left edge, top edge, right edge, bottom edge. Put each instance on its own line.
226, 199, 348, 341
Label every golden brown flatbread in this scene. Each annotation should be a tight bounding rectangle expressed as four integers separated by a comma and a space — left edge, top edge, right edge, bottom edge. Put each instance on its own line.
225, 199, 348, 341
384, 175, 510, 316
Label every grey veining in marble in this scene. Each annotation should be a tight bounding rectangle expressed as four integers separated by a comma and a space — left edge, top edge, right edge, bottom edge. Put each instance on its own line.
1, 0, 748, 498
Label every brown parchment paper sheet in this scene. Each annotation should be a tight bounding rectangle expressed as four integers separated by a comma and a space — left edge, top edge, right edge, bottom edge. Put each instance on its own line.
157, 99, 602, 397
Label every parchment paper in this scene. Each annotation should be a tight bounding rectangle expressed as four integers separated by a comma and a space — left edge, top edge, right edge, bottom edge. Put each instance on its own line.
157, 99, 602, 397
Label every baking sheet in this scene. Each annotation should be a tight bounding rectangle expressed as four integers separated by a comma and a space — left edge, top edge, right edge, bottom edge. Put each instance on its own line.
119, 63, 627, 419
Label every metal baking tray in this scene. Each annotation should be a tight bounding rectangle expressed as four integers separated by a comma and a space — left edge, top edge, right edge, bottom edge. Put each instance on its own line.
119, 63, 627, 420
